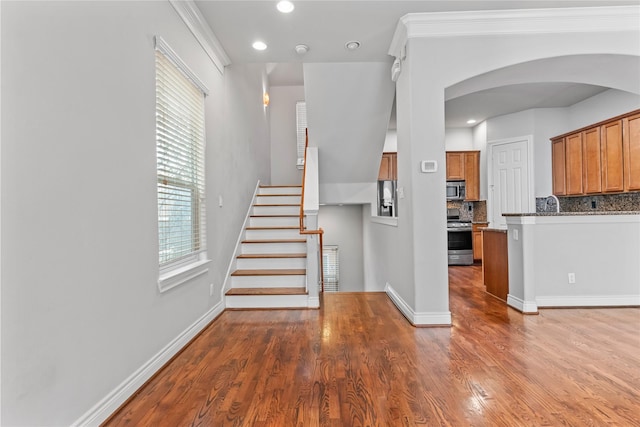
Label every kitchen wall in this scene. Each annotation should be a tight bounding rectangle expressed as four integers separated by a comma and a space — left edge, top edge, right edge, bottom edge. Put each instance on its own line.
318, 205, 365, 292
2, 2, 270, 425
270, 85, 304, 185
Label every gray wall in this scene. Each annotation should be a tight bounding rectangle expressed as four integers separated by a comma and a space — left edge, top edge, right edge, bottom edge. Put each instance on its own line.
318, 205, 364, 292
270, 85, 304, 185
1, 2, 270, 425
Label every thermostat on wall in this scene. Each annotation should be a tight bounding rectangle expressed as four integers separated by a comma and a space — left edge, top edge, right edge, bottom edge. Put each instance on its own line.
421, 160, 437, 173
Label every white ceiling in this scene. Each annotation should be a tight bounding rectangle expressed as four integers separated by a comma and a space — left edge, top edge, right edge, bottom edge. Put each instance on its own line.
195, 0, 640, 127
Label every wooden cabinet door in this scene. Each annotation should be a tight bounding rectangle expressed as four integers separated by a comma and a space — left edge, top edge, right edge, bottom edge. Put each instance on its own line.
582, 127, 602, 194
390, 153, 397, 180
601, 120, 624, 193
472, 223, 488, 262
551, 138, 566, 195
565, 133, 584, 195
623, 112, 640, 191
378, 153, 392, 180
464, 151, 480, 201
446, 152, 465, 180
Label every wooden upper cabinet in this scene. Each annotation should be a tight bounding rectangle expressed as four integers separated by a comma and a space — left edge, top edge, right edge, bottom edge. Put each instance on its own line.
551, 138, 566, 196
464, 151, 480, 201
565, 133, 584, 195
623, 112, 640, 191
446, 152, 465, 180
445, 151, 480, 201
551, 109, 640, 197
600, 120, 624, 193
378, 152, 397, 181
582, 127, 602, 194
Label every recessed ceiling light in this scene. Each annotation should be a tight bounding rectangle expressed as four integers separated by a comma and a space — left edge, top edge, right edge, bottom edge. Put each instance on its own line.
345, 41, 361, 51
252, 41, 267, 51
277, 1, 295, 13
467, 119, 477, 124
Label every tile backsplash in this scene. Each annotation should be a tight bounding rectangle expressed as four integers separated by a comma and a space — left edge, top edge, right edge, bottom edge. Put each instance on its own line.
447, 200, 487, 222
537, 192, 640, 213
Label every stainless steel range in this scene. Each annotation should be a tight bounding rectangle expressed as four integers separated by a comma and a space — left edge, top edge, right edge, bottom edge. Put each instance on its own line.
447, 209, 473, 265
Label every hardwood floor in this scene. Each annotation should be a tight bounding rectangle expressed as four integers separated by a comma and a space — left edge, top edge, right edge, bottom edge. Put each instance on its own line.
103, 265, 640, 426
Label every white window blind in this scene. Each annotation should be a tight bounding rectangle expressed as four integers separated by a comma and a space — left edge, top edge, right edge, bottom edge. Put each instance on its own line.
155, 37, 208, 268
322, 246, 339, 292
296, 101, 307, 170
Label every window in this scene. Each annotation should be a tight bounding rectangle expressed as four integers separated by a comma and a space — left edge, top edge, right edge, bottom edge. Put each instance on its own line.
155, 37, 210, 290
296, 101, 307, 169
322, 246, 339, 292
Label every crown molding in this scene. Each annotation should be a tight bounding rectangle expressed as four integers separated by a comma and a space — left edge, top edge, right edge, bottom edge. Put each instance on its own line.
389, 5, 640, 58
169, 0, 231, 74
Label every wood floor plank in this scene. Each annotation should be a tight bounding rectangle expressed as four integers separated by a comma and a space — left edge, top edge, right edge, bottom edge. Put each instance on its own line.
103, 265, 640, 427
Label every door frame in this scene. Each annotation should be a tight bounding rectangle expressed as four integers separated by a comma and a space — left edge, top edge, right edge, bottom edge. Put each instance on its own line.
487, 135, 535, 228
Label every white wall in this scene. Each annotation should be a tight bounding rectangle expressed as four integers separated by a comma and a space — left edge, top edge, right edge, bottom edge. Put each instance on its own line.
444, 128, 473, 150
270, 85, 304, 185
567, 89, 640, 130
1, 2, 269, 425
506, 215, 640, 310
318, 205, 364, 292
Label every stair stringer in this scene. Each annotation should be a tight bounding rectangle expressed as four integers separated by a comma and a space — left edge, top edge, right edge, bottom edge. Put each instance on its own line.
220, 180, 261, 301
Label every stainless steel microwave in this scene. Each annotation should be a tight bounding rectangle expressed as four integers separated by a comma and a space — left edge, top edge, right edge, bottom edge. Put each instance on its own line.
446, 180, 466, 201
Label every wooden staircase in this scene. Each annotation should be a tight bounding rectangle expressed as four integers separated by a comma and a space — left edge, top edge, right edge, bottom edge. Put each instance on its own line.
225, 185, 310, 308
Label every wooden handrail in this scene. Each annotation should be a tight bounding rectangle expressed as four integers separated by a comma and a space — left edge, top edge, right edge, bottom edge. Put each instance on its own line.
299, 130, 325, 292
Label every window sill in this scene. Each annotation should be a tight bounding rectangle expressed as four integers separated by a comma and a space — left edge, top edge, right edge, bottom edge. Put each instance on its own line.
158, 257, 211, 293
371, 216, 398, 227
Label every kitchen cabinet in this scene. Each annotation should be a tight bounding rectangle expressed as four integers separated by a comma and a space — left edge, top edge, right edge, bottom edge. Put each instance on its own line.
551, 138, 566, 195
623, 112, 640, 191
482, 229, 508, 302
446, 151, 480, 201
565, 132, 584, 195
601, 120, 624, 193
551, 109, 640, 197
582, 127, 602, 194
472, 222, 488, 262
446, 152, 465, 180
378, 152, 397, 181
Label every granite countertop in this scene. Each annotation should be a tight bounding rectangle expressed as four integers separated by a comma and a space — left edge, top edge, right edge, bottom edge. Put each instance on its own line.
503, 211, 640, 217
481, 227, 507, 233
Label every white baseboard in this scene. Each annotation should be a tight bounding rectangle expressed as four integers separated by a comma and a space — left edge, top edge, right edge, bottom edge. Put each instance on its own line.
536, 294, 640, 307
385, 283, 451, 326
71, 301, 225, 427
507, 294, 538, 313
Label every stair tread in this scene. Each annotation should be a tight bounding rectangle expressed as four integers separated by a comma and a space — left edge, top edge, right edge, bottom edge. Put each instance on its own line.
257, 194, 302, 197
231, 269, 306, 276
250, 214, 299, 218
242, 239, 305, 243
237, 253, 307, 259
246, 226, 299, 230
226, 287, 308, 296
259, 185, 302, 188
253, 203, 300, 208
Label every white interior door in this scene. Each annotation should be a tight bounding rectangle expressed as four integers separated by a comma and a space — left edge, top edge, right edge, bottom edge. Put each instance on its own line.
489, 136, 534, 228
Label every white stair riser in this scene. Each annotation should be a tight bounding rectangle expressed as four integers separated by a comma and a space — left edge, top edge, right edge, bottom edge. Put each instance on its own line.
241, 242, 306, 254
258, 187, 301, 196
245, 228, 301, 240
253, 205, 299, 215
249, 216, 299, 227
256, 195, 301, 205
230, 274, 305, 288
226, 294, 309, 309
236, 257, 306, 270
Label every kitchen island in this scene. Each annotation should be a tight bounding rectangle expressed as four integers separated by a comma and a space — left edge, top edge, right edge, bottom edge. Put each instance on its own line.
504, 212, 640, 313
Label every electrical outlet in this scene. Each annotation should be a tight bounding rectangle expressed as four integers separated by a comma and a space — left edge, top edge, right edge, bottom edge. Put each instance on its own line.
568, 273, 576, 284
591, 200, 597, 209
